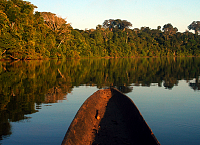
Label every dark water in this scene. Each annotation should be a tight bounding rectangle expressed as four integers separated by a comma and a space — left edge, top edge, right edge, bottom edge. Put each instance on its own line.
0, 57, 200, 145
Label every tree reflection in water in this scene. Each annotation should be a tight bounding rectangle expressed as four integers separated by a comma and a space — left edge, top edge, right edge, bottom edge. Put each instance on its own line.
0, 57, 200, 140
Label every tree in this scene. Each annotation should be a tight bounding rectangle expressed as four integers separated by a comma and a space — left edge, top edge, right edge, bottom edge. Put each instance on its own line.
103, 19, 132, 31
188, 21, 200, 35
157, 26, 161, 30
96, 24, 102, 30
0, 10, 12, 58
40, 12, 71, 49
0, 0, 40, 59
162, 23, 178, 40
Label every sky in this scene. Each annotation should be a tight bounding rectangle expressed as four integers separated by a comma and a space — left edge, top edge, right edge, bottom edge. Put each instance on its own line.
28, 0, 200, 32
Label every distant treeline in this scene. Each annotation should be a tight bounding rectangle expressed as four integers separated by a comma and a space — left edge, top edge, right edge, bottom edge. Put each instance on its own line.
0, 0, 200, 60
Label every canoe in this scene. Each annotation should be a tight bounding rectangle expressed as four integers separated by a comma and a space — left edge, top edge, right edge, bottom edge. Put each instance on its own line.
62, 88, 160, 145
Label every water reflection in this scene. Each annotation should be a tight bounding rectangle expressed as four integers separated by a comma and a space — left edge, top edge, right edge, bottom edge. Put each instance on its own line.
189, 77, 200, 91
0, 57, 200, 140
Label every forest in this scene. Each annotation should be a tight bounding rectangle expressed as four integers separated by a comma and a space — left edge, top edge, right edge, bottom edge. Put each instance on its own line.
0, 0, 200, 60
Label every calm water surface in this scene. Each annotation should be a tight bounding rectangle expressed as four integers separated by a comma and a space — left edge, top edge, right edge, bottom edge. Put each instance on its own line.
0, 57, 200, 145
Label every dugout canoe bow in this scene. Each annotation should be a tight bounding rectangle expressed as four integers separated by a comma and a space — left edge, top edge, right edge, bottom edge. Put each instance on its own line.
62, 88, 160, 145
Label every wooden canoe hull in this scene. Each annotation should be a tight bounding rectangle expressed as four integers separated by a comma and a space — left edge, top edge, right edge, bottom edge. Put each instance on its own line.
62, 88, 160, 145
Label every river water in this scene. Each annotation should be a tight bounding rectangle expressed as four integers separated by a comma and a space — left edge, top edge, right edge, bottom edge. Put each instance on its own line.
0, 57, 200, 145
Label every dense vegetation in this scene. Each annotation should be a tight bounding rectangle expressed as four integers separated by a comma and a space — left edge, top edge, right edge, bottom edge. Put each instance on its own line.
0, 0, 200, 60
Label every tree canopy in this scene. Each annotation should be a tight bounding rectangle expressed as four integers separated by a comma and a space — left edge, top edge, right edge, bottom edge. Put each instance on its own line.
0, 0, 200, 60
103, 19, 132, 31
188, 21, 200, 35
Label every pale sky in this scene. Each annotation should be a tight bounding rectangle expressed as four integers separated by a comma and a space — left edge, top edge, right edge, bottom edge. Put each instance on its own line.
29, 0, 200, 32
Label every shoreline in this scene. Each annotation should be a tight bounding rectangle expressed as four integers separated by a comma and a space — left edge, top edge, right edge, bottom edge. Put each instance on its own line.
1, 55, 199, 62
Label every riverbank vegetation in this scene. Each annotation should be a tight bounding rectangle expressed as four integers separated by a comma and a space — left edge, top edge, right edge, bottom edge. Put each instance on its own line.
0, 0, 200, 60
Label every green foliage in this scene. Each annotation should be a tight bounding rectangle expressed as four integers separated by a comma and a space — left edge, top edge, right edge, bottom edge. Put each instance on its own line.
103, 19, 132, 30
188, 21, 200, 35
0, 0, 200, 59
